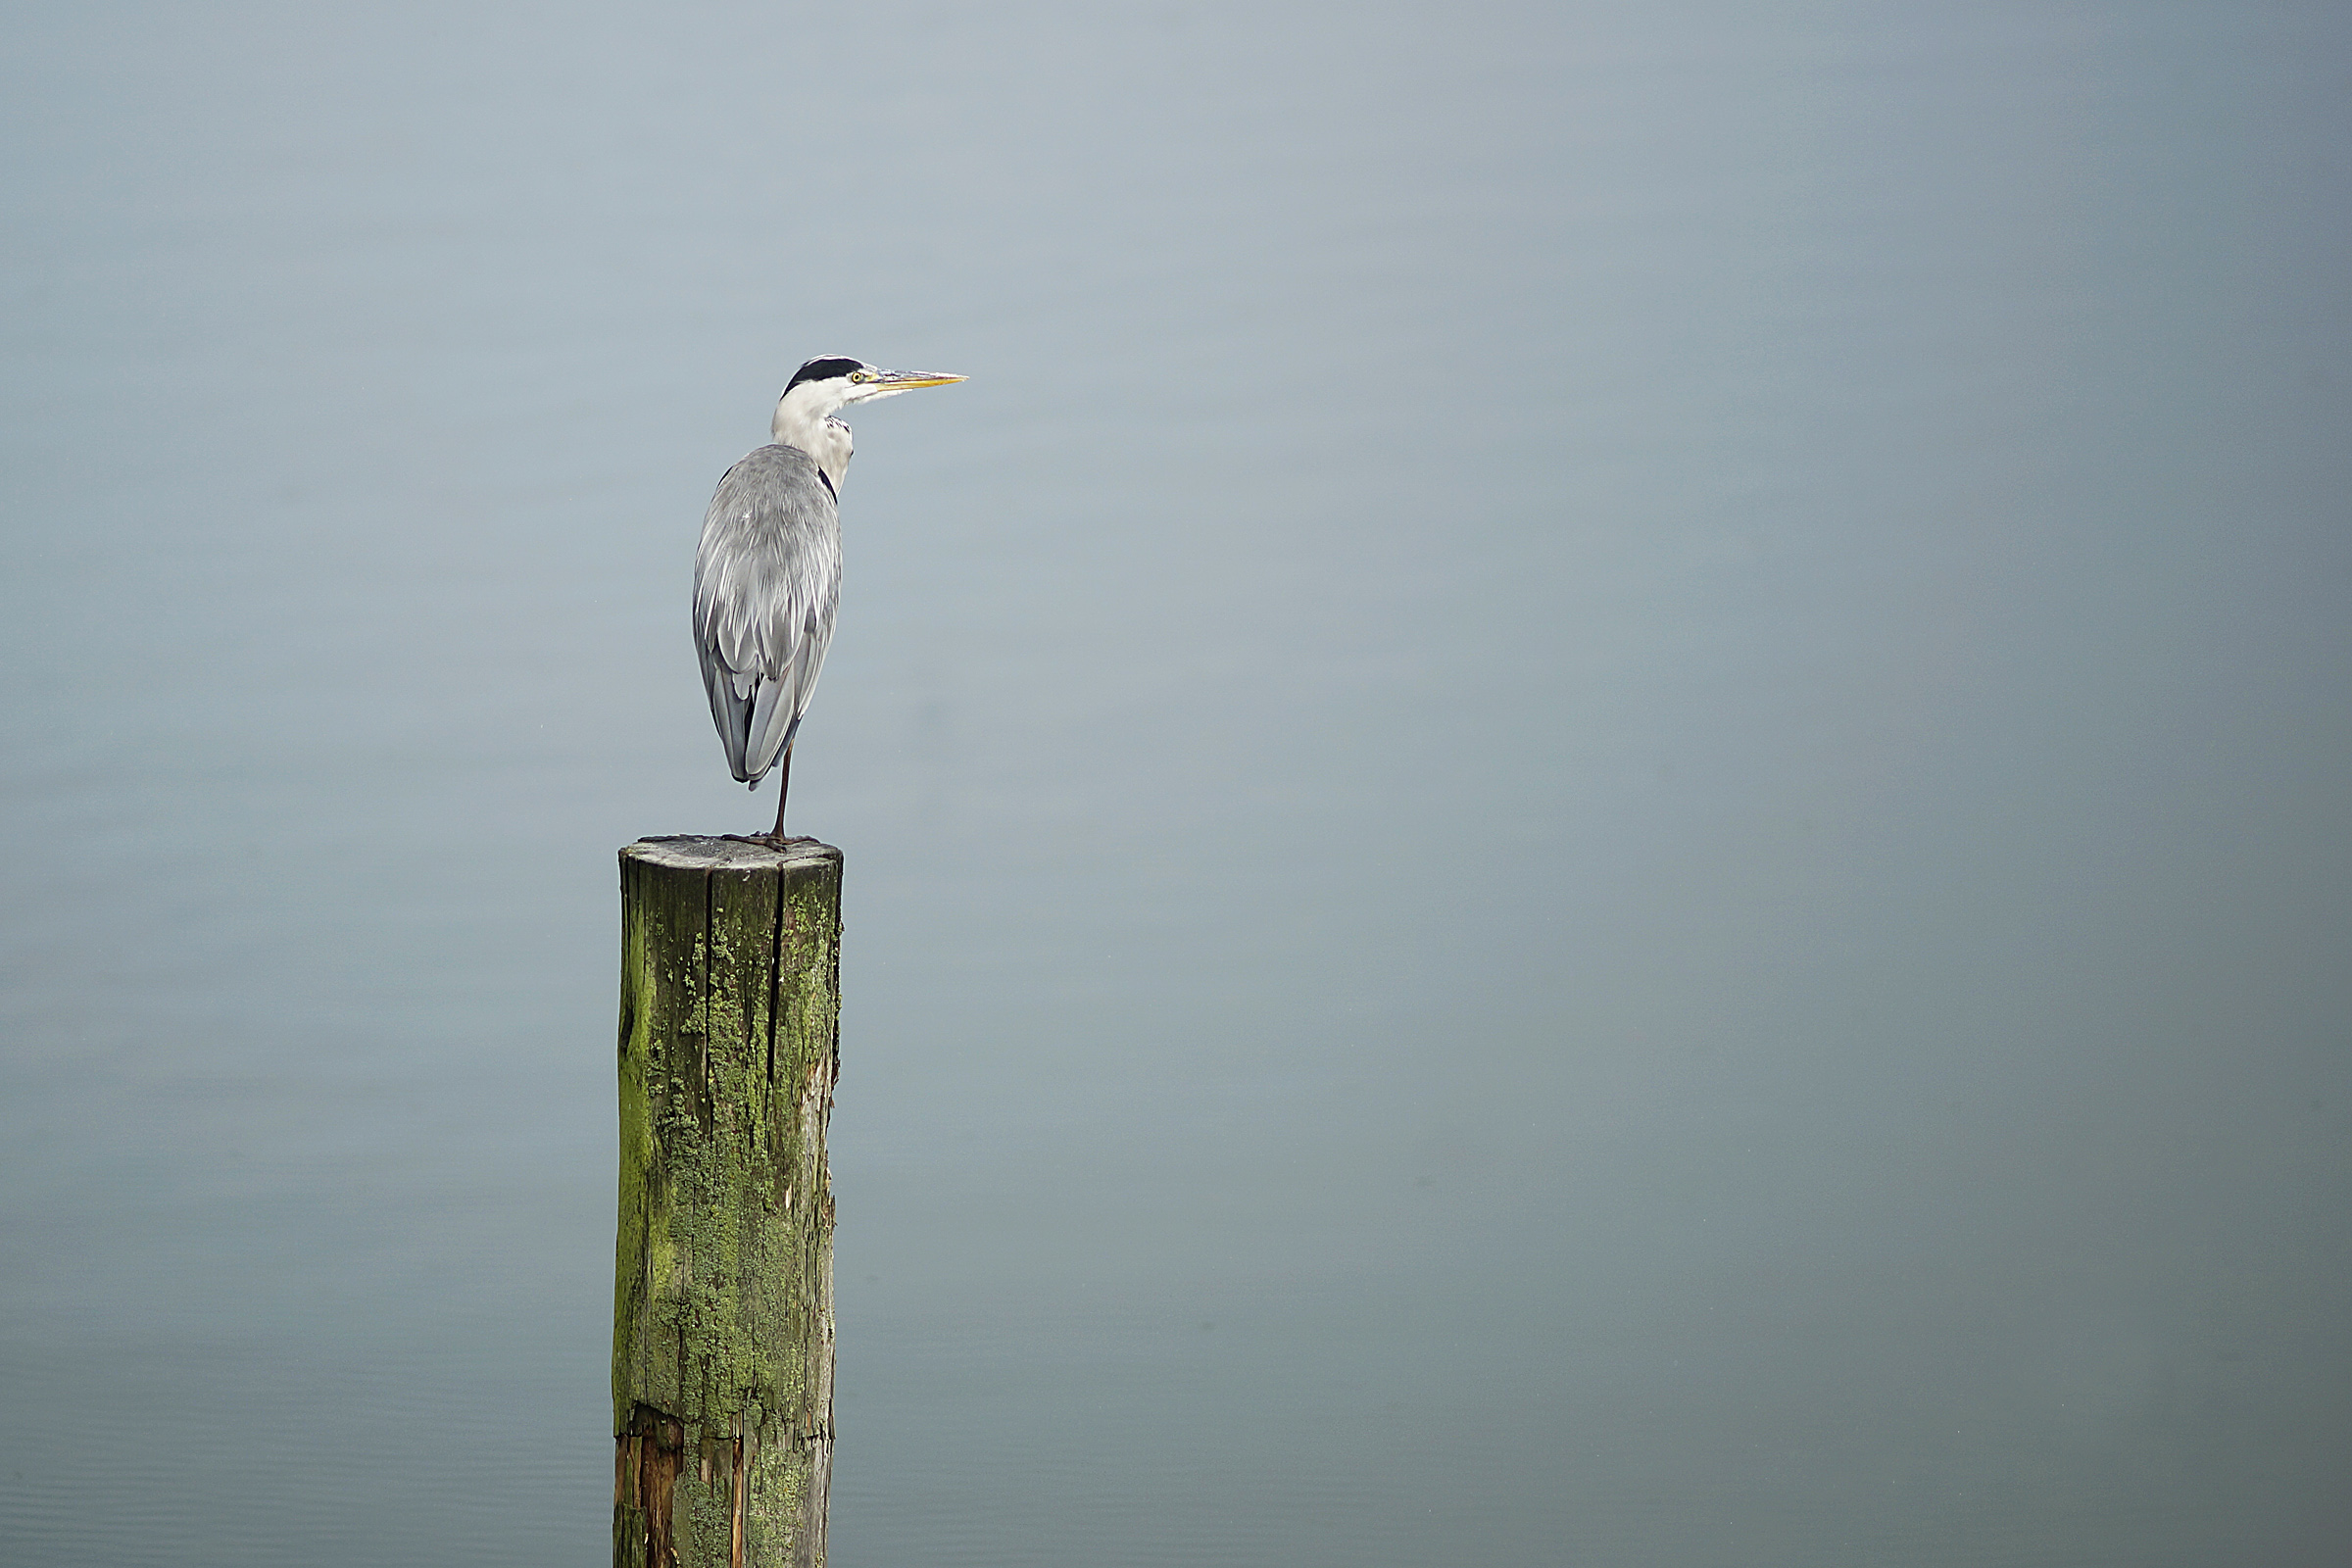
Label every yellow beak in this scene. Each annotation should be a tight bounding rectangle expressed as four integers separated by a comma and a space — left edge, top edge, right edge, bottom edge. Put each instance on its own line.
875, 369, 967, 391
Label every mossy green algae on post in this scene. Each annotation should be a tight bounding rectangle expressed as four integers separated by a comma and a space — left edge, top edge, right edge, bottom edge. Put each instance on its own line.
614, 836, 841, 1568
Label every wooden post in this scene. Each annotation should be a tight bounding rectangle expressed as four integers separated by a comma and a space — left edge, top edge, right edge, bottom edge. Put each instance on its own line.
613, 836, 843, 1568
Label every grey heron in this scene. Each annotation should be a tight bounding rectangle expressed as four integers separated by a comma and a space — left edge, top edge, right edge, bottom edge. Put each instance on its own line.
694, 355, 966, 839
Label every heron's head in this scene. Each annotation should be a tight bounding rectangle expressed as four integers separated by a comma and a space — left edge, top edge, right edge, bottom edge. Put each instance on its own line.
775, 356, 965, 421
770, 355, 965, 478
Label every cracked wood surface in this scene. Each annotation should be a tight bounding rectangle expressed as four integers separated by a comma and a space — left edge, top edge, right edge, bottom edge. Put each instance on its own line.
614, 836, 841, 1568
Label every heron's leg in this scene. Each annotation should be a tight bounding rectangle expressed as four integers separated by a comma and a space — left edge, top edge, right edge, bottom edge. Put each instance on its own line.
770, 745, 793, 840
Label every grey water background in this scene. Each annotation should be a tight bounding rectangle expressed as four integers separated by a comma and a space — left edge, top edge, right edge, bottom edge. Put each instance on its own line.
3, 1, 2348, 1562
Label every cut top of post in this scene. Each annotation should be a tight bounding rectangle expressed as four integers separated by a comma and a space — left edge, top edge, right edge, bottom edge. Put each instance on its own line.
624, 835, 843, 873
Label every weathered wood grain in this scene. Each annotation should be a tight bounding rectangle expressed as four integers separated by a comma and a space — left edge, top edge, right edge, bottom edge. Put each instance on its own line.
614, 836, 842, 1568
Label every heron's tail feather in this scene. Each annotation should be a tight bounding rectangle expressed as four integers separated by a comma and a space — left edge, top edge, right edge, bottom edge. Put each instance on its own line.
744, 676, 802, 785
701, 658, 755, 782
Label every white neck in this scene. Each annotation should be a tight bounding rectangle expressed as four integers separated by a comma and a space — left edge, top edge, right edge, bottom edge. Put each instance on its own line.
772, 382, 854, 497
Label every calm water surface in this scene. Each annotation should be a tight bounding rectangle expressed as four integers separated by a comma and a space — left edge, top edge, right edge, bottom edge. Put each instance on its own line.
3, 3, 2349, 1563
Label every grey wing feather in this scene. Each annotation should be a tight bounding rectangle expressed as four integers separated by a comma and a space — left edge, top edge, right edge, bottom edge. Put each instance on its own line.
693, 445, 843, 785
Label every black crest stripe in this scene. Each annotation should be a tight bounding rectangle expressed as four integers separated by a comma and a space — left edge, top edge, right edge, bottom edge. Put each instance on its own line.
786, 357, 863, 392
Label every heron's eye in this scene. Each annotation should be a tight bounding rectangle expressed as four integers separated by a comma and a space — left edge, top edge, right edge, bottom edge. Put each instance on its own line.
850, 370, 869, 383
